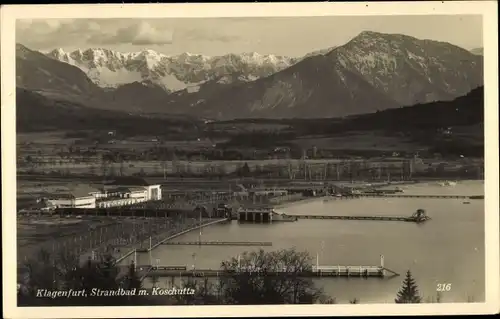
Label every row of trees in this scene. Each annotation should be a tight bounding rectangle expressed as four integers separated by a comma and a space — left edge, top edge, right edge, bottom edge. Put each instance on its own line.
18, 247, 441, 306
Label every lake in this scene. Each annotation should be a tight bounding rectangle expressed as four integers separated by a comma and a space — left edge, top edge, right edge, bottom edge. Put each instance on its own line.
125, 180, 485, 304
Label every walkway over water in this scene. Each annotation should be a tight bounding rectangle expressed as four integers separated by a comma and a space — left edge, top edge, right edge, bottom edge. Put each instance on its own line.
287, 209, 430, 223
356, 194, 482, 199
293, 215, 429, 222
161, 241, 273, 246
132, 265, 400, 279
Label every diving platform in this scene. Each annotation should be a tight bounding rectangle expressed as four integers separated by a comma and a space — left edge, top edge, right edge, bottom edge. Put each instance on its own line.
236, 208, 297, 222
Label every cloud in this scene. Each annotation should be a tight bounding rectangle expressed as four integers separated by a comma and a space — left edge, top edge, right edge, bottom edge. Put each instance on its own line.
88, 22, 173, 45
16, 19, 173, 49
180, 28, 240, 42
16, 19, 106, 49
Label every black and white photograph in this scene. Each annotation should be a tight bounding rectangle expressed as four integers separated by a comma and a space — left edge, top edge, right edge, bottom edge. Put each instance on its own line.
2, 2, 499, 318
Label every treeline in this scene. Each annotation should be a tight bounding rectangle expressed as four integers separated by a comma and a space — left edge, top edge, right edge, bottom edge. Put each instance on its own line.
216, 87, 484, 157
16, 88, 201, 136
17, 247, 455, 306
210, 86, 483, 134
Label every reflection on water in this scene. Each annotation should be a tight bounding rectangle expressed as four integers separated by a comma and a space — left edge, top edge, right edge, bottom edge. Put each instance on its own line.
123, 180, 485, 304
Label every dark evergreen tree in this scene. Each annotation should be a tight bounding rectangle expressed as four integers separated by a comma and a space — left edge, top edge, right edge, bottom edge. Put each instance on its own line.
395, 270, 422, 303
241, 162, 251, 177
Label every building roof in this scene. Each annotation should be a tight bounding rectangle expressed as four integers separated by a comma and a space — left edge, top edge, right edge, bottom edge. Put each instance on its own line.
103, 177, 156, 187
46, 193, 75, 200
46, 184, 99, 200
47, 192, 94, 200
101, 187, 129, 193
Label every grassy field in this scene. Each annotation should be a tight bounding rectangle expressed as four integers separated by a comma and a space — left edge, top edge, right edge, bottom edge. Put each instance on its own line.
17, 215, 113, 261
17, 214, 187, 262
207, 121, 290, 133
17, 131, 80, 145
290, 132, 427, 151
17, 158, 410, 177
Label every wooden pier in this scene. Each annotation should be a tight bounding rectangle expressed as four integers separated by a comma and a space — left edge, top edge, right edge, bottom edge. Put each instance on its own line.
293, 215, 426, 222
233, 208, 430, 224
131, 255, 398, 280
289, 209, 430, 223
139, 268, 396, 278
357, 194, 476, 199
161, 241, 273, 246
137, 264, 399, 279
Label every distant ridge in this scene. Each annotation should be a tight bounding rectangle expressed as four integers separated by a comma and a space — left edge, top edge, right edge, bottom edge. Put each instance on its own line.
16, 31, 483, 119
470, 48, 483, 56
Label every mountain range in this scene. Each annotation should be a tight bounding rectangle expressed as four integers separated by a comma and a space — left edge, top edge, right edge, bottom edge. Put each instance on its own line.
470, 47, 484, 56
16, 31, 483, 120
46, 48, 299, 92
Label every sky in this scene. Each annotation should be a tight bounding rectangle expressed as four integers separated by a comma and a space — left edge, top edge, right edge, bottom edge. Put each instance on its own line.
16, 15, 483, 57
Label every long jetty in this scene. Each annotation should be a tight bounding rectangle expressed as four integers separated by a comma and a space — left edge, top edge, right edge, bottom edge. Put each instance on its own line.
131, 255, 398, 280
161, 241, 273, 246
356, 194, 481, 199
137, 265, 399, 279
116, 218, 227, 263
293, 215, 428, 222
148, 218, 227, 251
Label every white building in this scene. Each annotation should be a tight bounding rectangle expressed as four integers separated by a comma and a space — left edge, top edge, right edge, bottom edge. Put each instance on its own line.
46, 193, 96, 209
93, 177, 162, 208
46, 178, 162, 210
101, 177, 162, 201
93, 186, 150, 208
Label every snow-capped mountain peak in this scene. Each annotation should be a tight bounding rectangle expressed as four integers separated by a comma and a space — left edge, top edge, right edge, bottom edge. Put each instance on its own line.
45, 48, 299, 91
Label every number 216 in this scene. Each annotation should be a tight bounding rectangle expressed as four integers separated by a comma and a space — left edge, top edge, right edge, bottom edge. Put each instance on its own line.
436, 283, 452, 291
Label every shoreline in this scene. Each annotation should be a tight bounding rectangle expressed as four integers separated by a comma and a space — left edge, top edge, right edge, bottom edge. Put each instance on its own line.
273, 196, 330, 210
272, 179, 484, 210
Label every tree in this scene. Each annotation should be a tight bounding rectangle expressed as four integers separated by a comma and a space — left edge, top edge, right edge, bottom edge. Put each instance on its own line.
122, 262, 143, 290
237, 162, 251, 177
149, 275, 160, 288
100, 159, 108, 177
395, 270, 422, 303
174, 278, 219, 305
317, 295, 337, 304
119, 160, 126, 176
153, 164, 160, 176
17, 248, 149, 306
25, 155, 33, 165
139, 168, 146, 177
217, 248, 329, 304
216, 164, 227, 180
109, 165, 116, 177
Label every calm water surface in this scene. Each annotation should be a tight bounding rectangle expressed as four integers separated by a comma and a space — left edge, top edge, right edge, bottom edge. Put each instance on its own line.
125, 180, 485, 303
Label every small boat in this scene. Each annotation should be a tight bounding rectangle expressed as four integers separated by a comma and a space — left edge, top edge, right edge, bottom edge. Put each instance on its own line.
463, 201, 471, 204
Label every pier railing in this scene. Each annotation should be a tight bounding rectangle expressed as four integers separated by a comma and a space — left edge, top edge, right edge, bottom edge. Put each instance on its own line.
161, 241, 272, 246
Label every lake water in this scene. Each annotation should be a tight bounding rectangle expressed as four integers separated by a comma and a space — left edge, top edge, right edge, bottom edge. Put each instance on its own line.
125, 180, 485, 304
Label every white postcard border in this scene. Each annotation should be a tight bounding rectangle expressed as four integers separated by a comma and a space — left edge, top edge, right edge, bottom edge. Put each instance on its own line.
1, 2, 498, 318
